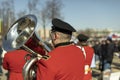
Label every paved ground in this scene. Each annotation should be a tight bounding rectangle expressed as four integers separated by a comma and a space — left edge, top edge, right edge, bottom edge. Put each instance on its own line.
0, 54, 120, 80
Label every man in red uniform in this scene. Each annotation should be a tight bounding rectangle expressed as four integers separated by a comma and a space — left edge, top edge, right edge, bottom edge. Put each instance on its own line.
37, 18, 85, 80
77, 34, 94, 80
2, 49, 29, 80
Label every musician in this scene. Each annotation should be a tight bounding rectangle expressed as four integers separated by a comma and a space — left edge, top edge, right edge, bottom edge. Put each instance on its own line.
37, 18, 85, 80
2, 49, 30, 80
77, 34, 94, 80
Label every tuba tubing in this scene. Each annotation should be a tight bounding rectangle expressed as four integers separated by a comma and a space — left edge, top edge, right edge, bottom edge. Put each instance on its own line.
23, 57, 40, 80
35, 30, 51, 52
22, 44, 50, 80
22, 44, 51, 80
22, 44, 44, 80
2, 14, 51, 80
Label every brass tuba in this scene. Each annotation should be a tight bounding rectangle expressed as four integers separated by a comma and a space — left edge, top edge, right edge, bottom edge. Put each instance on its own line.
2, 14, 51, 80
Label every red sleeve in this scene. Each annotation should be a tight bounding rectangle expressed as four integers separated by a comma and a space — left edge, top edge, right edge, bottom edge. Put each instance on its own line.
37, 60, 55, 80
2, 53, 9, 70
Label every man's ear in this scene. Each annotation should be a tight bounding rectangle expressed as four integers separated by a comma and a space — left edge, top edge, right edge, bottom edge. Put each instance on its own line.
52, 32, 59, 40
54, 33, 57, 39
51, 32, 57, 40
55, 32, 60, 39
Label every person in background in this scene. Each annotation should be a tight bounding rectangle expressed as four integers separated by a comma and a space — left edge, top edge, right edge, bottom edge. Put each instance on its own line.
101, 37, 115, 80
118, 40, 120, 58
2, 31, 48, 80
92, 40, 101, 69
37, 18, 85, 80
0, 47, 8, 80
114, 40, 120, 58
77, 34, 94, 80
0, 47, 3, 77
2, 49, 30, 80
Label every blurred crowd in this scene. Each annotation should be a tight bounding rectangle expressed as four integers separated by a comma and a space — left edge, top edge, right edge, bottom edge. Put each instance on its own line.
89, 38, 120, 66
88, 37, 120, 80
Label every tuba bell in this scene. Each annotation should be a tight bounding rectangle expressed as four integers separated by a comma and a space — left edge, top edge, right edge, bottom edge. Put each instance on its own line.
2, 14, 51, 80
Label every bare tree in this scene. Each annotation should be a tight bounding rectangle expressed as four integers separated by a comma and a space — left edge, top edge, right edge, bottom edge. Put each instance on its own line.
17, 10, 27, 18
41, 7, 49, 40
0, 0, 15, 36
28, 0, 40, 14
45, 0, 63, 20
41, 0, 63, 40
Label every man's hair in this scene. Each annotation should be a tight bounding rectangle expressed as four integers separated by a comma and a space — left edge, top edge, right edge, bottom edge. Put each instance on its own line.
57, 31, 71, 42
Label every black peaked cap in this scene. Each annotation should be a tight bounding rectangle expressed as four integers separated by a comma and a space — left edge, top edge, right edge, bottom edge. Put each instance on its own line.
52, 18, 76, 35
77, 34, 89, 42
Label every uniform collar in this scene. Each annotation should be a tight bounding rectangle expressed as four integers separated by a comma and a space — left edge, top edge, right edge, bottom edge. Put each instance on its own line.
54, 42, 73, 48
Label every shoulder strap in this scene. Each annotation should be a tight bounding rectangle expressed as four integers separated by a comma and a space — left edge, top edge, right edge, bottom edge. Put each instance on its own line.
76, 46, 86, 59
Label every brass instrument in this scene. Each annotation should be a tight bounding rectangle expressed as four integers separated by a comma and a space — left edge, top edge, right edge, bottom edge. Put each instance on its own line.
2, 14, 51, 80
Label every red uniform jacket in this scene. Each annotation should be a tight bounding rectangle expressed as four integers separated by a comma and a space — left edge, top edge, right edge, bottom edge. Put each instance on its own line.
37, 45, 85, 80
83, 46, 94, 80
2, 50, 29, 80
